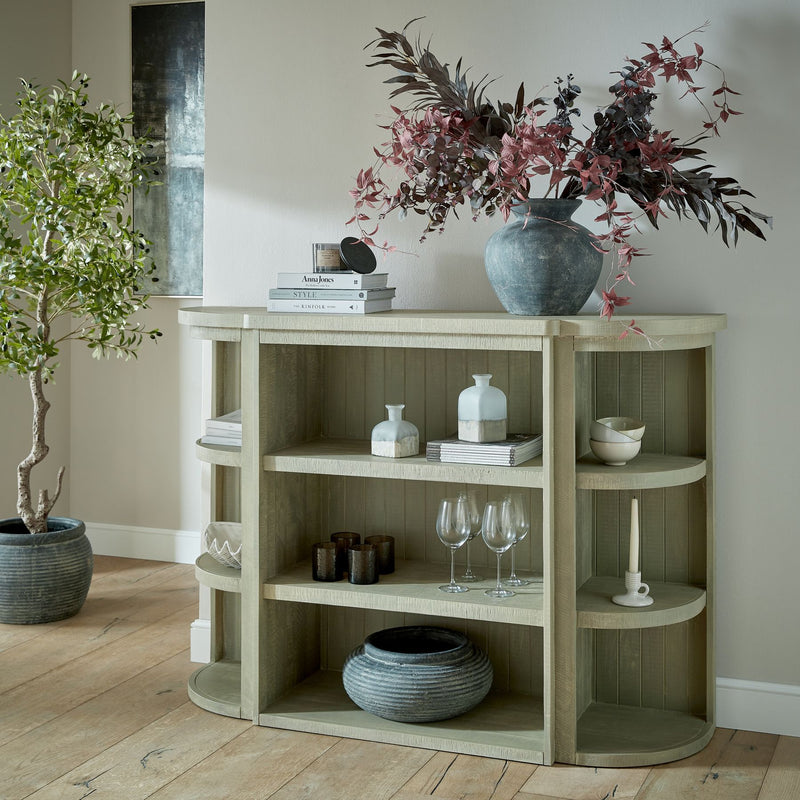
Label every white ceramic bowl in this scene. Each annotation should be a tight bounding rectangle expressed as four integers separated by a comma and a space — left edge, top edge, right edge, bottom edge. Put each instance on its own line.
590, 416, 646, 442
203, 521, 242, 568
589, 438, 641, 466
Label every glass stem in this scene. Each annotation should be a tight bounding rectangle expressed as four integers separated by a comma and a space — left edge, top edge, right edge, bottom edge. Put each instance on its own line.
465, 539, 473, 575
496, 552, 502, 591
509, 543, 517, 579
450, 547, 456, 586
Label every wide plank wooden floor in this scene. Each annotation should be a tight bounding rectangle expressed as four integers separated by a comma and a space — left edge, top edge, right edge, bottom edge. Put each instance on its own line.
1, 556, 797, 800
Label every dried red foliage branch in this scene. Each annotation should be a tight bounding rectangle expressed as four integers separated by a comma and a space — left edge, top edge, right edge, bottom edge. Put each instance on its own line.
348, 19, 771, 318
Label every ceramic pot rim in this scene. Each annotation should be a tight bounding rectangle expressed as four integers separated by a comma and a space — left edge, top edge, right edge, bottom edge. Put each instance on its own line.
364, 625, 470, 665
0, 517, 86, 546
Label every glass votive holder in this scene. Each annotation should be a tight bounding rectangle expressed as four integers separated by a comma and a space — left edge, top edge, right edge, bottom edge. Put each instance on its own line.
365, 534, 395, 574
330, 531, 361, 574
311, 542, 341, 582
347, 544, 379, 585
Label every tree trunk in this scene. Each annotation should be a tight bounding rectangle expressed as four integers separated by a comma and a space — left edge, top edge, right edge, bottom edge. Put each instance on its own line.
16, 350, 65, 533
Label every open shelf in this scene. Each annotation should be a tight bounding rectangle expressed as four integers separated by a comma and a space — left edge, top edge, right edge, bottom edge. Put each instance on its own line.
576, 577, 705, 629
188, 661, 243, 719
264, 559, 544, 627
182, 308, 722, 767
195, 553, 242, 593
263, 439, 544, 488
576, 453, 706, 490
576, 702, 713, 767
196, 439, 242, 468
259, 669, 546, 764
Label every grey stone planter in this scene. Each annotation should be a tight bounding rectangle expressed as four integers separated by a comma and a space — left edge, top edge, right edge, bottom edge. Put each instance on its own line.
0, 517, 93, 624
342, 625, 493, 723
485, 198, 603, 315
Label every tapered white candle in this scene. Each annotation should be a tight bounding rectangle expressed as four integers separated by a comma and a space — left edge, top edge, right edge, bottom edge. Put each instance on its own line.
629, 497, 639, 573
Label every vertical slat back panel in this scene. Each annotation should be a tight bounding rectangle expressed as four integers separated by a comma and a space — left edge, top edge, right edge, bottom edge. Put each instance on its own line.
641, 627, 666, 709
345, 347, 366, 439
664, 485, 689, 583
424, 349, 448, 439
323, 346, 348, 439
321, 607, 545, 696
664, 351, 689, 456
404, 348, 427, 439
587, 347, 707, 716
641, 488, 666, 582
618, 629, 642, 707
641, 351, 665, 453
687, 348, 707, 457
320, 345, 543, 443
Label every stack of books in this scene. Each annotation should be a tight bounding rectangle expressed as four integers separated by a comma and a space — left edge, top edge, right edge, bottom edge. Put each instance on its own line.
200, 409, 242, 447
267, 272, 395, 314
426, 433, 543, 466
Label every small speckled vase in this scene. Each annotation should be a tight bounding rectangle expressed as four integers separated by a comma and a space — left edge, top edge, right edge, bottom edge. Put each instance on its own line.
371, 404, 419, 458
342, 625, 493, 723
458, 374, 507, 443
485, 198, 602, 315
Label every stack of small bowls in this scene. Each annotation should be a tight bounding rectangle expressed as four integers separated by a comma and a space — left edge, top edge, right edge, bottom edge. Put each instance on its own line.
589, 417, 645, 466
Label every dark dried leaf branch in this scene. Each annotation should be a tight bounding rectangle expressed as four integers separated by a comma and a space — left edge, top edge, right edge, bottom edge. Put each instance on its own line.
348, 20, 771, 318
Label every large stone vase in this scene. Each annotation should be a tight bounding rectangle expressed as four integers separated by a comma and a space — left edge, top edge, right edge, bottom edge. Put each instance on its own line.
485, 198, 603, 315
0, 517, 93, 624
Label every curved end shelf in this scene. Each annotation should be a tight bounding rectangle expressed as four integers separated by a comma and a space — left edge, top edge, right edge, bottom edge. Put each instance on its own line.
576, 703, 714, 767
188, 661, 244, 719
196, 553, 242, 593
576, 453, 706, 490
577, 577, 706, 629
196, 439, 242, 467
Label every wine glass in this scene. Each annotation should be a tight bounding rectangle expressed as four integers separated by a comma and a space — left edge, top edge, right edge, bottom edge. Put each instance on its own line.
457, 488, 483, 582
481, 498, 517, 599
436, 497, 471, 593
503, 492, 531, 587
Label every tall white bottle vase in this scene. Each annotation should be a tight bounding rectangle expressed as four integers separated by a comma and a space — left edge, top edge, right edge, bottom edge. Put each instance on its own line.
458, 374, 507, 443
371, 404, 419, 458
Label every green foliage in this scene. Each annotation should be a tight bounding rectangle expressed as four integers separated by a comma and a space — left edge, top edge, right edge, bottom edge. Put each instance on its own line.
0, 72, 161, 382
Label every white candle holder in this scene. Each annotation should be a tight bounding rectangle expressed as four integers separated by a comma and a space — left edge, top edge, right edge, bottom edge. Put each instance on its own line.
612, 570, 654, 607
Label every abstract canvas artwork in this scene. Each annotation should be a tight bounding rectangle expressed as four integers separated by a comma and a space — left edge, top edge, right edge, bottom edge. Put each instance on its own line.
132, 2, 205, 296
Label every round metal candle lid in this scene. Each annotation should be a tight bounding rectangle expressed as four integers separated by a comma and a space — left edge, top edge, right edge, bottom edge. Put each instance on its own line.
339, 236, 377, 274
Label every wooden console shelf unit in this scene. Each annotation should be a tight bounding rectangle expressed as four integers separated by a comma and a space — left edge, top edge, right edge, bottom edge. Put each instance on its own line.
180, 307, 724, 767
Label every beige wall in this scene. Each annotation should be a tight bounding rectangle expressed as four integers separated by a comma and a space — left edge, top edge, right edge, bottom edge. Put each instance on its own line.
2, 0, 798, 695
0, 0, 72, 518
70, 0, 203, 533
202, 0, 800, 691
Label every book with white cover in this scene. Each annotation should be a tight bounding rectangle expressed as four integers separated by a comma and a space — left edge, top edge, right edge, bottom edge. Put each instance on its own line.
267, 298, 392, 314
426, 433, 542, 466
205, 408, 242, 434
276, 271, 389, 290
268, 287, 396, 301
200, 434, 242, 447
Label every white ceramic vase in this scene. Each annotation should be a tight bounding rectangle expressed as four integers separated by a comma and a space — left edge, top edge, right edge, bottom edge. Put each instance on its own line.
371, 404, 419, 458
458, 374, 507, 442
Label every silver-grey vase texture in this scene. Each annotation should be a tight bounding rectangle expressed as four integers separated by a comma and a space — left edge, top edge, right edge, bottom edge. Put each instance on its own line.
485, 198, 603, 315
342, 625, 493, 722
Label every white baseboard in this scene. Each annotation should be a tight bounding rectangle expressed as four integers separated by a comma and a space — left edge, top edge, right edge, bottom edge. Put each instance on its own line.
85, 521, 200, 565
190, 618, 211, 663
717, 677, 800, 737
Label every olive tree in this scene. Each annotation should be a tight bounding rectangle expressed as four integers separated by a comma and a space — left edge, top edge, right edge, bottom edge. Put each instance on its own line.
0, 72, 161, 534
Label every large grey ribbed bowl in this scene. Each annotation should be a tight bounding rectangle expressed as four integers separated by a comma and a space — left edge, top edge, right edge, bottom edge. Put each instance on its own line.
0, 517, 93, 624
342, 625, 493, 723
